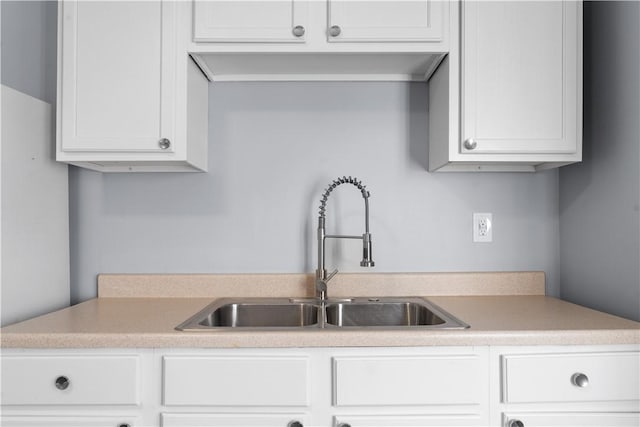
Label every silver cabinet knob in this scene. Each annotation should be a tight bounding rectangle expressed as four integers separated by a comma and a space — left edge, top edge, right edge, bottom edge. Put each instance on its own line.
338, 424, 352, 427
55, 376, 69, 390
463, 138, 477, 150
329, 25, 342, 37
118, 424, 131, 427
158, 138, 171, 150
292, 25, 305, 37
508, 421, 524, 427
571, 372, 589, 388
287, 422, 303, 427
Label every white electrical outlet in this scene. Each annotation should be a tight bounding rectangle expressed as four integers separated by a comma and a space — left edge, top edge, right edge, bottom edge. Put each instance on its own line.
473, 213, 493, 243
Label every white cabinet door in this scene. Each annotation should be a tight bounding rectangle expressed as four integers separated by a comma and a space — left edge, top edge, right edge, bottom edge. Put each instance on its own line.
194, 0, 308, 42
58, 0, 175, 153
461, 0, 580, 155
502, 412, 640, 427
327, 0, 445, 42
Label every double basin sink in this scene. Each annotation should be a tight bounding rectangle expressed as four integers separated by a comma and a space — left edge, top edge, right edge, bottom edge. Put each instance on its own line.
176, 297, 469, 331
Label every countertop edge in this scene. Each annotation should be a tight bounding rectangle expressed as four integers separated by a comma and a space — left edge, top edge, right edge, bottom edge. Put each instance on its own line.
3, 329, 640, 349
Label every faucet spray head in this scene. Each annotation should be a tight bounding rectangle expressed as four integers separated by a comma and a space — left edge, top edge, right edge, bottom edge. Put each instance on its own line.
360, 232, 375, 267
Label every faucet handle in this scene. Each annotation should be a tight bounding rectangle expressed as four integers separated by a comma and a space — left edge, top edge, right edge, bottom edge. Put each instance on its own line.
360, 232, 375, 267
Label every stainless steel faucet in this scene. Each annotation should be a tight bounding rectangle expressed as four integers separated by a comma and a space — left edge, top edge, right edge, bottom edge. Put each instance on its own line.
316, 176, 375, 300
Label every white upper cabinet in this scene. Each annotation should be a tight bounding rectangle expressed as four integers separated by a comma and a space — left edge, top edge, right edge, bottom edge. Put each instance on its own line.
59, 1, 172, 153
462, 1, 579, 155
57, 1, 208, 172
190, 0, 450, 81
327, 0, 445, 42
428, 0, 583, 172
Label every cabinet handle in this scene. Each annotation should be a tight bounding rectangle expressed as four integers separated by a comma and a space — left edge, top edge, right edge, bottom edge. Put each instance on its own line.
463, 138, 477, 150
508, 421, 524, 427
287, 421, 303, 427
292, 25, 305, 37
338, 424, 352, 427
571, 372, 589, 388
158, 138, 171, 150
329, 25, 342, 37
54, 376, 70, 390
118, 424, 131, 427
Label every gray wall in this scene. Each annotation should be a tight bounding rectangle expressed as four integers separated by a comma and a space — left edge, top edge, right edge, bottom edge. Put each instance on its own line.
560, 1, 640, 321
13, 0, 629, 315
1, 1, 57, 105
70, 81, 561, 303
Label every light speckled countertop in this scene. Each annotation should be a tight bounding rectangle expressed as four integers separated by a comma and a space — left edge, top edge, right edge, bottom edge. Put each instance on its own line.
1, 272, 639, 348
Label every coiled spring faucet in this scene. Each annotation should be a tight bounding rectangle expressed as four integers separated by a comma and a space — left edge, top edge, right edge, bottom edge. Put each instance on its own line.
316, 176, 375, 301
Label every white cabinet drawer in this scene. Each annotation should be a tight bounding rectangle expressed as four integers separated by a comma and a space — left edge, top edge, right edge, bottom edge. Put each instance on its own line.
162, 413, 308, 427
333, 353, 485, 407
193, 0, 308, 43
0, 415, 140, 427
334, 414, 483, 426
0, 355, 140, 406
163, 355, 309, 407
502, 352, 640, 403
502, 412, 640, 427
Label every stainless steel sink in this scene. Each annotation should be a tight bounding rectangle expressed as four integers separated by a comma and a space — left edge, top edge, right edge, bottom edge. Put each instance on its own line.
176, 297, 468, 331
324, 297, 468, 328
175, 298, 319, 330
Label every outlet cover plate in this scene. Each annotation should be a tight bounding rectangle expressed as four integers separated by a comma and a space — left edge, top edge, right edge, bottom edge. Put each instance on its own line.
473, 213, 493, 243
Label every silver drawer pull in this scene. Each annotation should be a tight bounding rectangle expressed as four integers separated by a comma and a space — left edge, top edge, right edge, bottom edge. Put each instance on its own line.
329, 25, 342, 37
509, 420, 524, 427
288, 422, 303, 427
571, 372, 589, 388
55, 375, 69, 390
292, 25, 305, 37
463, 138, 477, 150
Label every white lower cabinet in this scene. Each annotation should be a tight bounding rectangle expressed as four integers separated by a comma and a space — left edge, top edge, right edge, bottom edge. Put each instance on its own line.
1, 345, 638, 426
158, 347, 487, 426
493, 346, 640, 427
